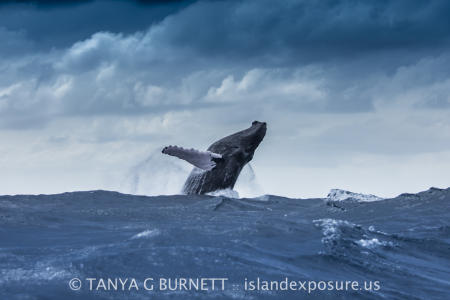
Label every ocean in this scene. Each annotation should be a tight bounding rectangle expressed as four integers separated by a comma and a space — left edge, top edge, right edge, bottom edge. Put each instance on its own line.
0, 187, 449, 299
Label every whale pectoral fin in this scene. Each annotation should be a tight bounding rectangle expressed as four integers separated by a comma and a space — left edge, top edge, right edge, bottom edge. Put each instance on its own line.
162, 145, 222, 171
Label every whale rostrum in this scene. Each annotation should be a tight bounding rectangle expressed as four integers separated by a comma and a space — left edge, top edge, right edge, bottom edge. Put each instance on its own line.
162, 121, 267, 195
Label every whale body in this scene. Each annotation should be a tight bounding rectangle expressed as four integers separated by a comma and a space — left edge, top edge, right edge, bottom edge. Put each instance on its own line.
162, 121, 267, 194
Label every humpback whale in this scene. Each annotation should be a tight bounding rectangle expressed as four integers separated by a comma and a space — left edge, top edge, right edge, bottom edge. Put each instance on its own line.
162, 121, 267, 194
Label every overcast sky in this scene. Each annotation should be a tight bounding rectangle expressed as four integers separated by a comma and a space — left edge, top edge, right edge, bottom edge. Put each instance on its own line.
1, 0, 449, 198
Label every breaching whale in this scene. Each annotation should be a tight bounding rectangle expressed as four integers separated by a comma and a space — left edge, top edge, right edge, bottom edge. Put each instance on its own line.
162, 121, 267, 194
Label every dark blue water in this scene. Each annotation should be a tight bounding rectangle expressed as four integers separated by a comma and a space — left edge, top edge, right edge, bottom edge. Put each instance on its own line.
0, 188, 449, 299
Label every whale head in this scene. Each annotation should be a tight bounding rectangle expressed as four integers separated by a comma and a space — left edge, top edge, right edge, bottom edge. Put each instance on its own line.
237, 120, 267, 163
207, 120, 267, 164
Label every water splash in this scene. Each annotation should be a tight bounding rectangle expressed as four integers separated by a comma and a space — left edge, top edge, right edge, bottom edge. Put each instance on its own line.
234, 164, 264, 198
121, 152, 263, 197
120, 150, 190, 196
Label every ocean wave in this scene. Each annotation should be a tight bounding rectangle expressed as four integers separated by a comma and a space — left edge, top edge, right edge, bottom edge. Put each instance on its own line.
313, 218, 395, 254
326, 189, 384, 202
0, 187, 449, 299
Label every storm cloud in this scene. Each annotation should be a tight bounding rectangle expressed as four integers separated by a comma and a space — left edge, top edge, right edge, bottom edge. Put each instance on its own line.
0, 0, 449, 197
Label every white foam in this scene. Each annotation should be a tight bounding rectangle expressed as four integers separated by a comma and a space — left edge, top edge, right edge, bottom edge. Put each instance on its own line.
356, 238, 393, 249
313, 218, 353, 237
314, 219, 394, 250
131, 229, 160, 240
206, 189, 239, 198
327, 189, 384, 202
0, 265, 70, 284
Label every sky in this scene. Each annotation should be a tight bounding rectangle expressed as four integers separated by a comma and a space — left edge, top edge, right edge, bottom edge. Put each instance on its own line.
1, 0, 449, 198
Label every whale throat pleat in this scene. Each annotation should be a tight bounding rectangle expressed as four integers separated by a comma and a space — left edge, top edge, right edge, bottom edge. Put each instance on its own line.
162, 145, 222, 171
